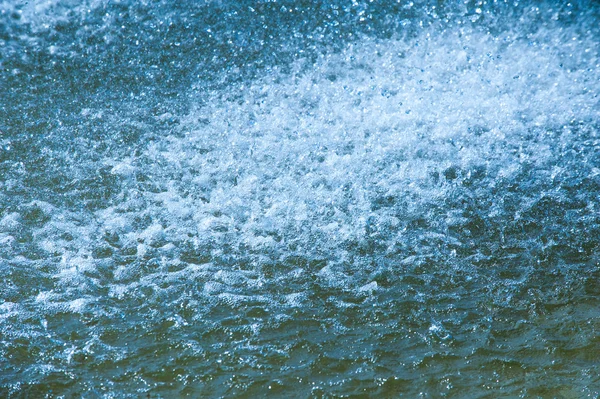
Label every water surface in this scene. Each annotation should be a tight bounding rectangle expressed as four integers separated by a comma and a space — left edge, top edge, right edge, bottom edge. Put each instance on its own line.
1, 1, 599, 397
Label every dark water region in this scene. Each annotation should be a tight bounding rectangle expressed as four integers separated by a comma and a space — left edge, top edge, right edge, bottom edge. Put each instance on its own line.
1, 0, 600, 397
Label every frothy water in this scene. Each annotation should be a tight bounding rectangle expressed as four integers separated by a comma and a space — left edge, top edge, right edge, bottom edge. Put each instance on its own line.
1, 1, 599, 397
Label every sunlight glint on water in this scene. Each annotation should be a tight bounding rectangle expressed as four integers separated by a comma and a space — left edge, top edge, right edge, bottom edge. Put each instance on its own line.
1, 1, 599, 397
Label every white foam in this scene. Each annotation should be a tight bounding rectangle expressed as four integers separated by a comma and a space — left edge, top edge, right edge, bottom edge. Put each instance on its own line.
7, 13, 598, 328
358, 281, 378, 293
0, 212, 20, 231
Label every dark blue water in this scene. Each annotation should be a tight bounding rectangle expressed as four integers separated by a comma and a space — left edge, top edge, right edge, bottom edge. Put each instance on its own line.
1, 1, 599, 397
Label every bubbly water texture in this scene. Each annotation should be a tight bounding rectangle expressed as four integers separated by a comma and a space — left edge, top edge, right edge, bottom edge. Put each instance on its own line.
1, 1, 599, 397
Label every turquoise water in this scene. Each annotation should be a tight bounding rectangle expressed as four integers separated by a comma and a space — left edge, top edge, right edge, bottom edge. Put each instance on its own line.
1, 1, 599, 397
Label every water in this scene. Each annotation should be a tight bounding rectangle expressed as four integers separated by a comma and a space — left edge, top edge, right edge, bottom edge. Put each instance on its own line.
1, 1, 599, 397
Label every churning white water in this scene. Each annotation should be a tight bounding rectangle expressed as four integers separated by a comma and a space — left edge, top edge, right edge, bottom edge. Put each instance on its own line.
1, 1, 599, 397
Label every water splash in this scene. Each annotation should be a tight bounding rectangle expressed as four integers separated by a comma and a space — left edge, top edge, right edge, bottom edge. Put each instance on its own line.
1, 1, 599, 397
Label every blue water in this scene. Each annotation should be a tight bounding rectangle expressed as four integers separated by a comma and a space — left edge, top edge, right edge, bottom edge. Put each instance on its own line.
1, 1, 599, 397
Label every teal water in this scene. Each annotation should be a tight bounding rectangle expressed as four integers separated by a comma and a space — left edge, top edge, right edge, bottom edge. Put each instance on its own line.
1, 1, 599, 397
